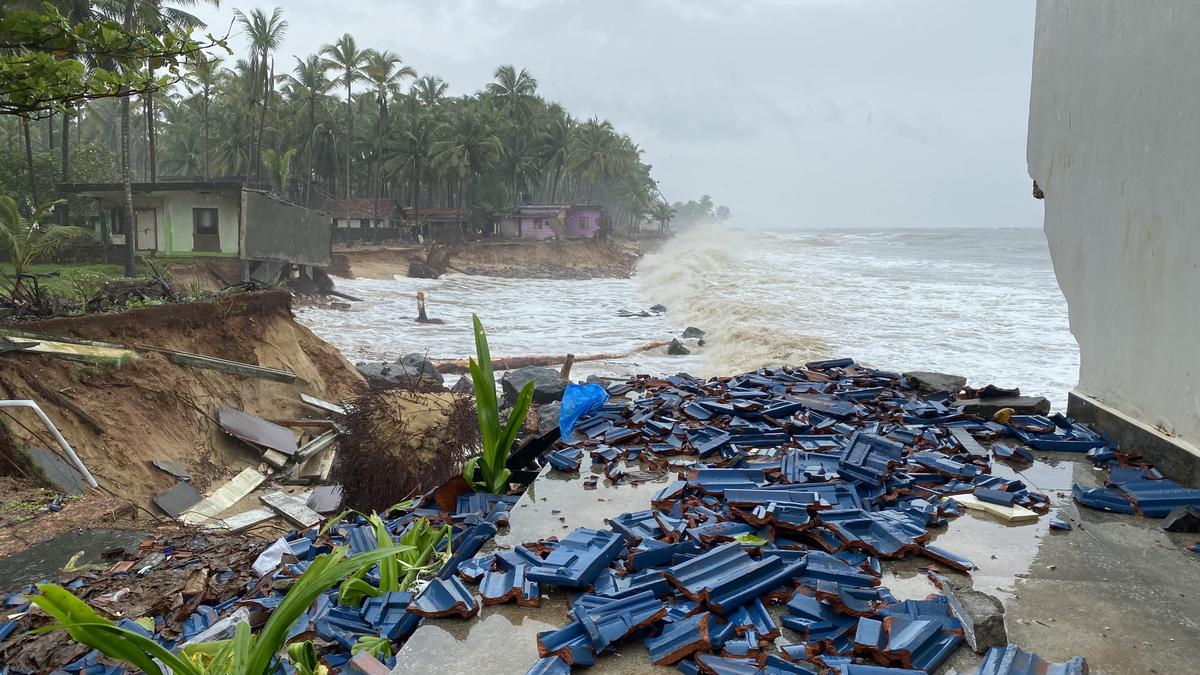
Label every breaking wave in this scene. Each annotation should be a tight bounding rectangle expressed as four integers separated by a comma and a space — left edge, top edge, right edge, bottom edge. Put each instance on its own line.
637, 222, 832, 376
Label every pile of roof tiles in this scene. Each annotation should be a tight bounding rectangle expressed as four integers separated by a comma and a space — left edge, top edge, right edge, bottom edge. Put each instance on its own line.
458, 359, 1091, 673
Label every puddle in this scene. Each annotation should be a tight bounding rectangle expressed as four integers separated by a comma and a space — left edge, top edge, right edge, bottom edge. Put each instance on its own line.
0, 529, 146, 591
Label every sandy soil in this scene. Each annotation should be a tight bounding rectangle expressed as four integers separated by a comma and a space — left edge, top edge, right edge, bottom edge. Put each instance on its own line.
0, 291, 364, 508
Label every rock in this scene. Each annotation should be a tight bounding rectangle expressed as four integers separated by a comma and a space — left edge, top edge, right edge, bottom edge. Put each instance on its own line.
649, 304, 667, 313
1162, 505, 1200, 533
357, 353, 445, 390
501, 367, 568, 406
585, 374, 609, 386
667, 338, 691, 356
952, 396, 1051, 417
536, 401, 562, 435
933, 573, 1006, 654
905, 371, 967, 395
681, 326, 706, 339
451, 374, 475, 394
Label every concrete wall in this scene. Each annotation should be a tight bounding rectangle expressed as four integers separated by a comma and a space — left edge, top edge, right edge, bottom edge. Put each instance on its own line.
161, 191, 241, 255
241, 190, 331, 267
1028, 0, 1200, 451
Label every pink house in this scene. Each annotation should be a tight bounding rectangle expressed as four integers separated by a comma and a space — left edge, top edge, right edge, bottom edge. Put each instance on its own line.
502, 204, 602, 239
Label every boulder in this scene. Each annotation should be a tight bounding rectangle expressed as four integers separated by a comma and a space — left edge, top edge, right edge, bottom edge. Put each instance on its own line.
357, 353, 445, 390
952, 396, 1051, 418
649, 304, 667, 313
681, 326, 706, 339
667, 338, 691, 356
451, 374, 475, 395
536, 401, 562, 435
501, 367, 568, 406
905, 371, 967, 395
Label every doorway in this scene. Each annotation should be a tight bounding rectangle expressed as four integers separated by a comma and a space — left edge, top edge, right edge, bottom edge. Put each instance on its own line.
135, 208, 157, 251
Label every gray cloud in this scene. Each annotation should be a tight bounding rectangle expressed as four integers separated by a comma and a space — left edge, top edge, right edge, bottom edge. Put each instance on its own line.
192, 0, 1041, 228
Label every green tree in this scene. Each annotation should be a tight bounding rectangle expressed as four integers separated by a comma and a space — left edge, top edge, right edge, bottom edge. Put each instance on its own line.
319, 33, 370, 198
0, 196, 89, 297
234, 6, 288, 181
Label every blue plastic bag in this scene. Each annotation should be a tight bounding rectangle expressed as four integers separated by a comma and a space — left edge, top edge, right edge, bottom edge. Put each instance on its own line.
559, 383, 608, 437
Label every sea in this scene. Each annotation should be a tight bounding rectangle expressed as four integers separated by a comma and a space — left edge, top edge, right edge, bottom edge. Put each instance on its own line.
297, 225, 1079, 409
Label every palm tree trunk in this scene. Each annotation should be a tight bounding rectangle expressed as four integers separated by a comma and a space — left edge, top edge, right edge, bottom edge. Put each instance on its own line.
345, 79, 353, 198
203, 92, 210, 179
255, 57, 273, 182
121, 0, 137, 278
47, 113, 54, 150
22, 118, 39, 207
60, 107, 71, 224
146, 62, 157, 182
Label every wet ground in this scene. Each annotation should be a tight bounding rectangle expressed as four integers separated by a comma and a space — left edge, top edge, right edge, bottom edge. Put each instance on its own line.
390, 453, 1200, 675
0, 528, 146, 591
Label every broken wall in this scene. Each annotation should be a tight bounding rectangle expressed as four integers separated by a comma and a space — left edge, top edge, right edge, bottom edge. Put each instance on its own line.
241, 191, 332, 267
1028, 0, 1200, 454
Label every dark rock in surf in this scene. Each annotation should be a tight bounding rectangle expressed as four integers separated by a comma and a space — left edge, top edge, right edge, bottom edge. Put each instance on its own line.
667, 338, 691, 356
501, 367, 568, 406
905, 371, 967, 395
649, 304, 667, 313
682, 326, 706, 339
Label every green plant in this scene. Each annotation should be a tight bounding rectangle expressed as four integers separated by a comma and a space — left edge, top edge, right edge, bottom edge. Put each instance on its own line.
337, 514, 452, 606
30, 544, 410, 675
287, 641, 328, 675
0, 197, 90, 298
351, 635, 393, 660
464, 314, 535, 494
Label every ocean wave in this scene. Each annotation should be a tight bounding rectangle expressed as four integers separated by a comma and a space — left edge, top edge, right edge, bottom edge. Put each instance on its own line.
637, 222, 832, 375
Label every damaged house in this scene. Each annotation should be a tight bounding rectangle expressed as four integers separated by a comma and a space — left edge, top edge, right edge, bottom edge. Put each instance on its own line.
58, 179, 332, 284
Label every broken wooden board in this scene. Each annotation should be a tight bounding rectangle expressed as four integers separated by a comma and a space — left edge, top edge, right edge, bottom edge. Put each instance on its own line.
180, 468, 265, 525
205, 490, 312, 532
138, 346, 297, 383
260, 491, 322, 528
297, 448, 336, 481
262, 449, 291, 469
300, 393, 345, 416
952, 493, 1040, 523
218, 408, 299, 456
0, 332, 136, 366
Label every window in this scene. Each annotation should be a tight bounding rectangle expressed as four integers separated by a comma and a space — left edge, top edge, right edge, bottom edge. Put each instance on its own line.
110, 207, 128, 234
193, 208, 219, 235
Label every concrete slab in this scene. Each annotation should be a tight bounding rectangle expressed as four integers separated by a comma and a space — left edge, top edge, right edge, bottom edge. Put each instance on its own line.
22, 446, 85, 496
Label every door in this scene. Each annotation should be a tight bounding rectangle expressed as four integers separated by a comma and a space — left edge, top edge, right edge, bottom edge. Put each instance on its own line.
135, 208, 157, 251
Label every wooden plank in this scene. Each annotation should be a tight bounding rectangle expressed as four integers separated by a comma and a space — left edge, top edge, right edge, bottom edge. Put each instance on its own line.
180, 468, 265, 525
949, 427, 989, 459
139, 346, 297, 383
205, 491, 312, 532
951, 493, 1040, 523
300, 393, 345, 416
0, 334, 136, 366
266, 419, 336, 429
262, 449, 290, 469
260, 491, 322, 528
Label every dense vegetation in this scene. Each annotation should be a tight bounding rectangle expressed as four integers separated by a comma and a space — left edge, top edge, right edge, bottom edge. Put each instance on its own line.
1, 3, 730, 234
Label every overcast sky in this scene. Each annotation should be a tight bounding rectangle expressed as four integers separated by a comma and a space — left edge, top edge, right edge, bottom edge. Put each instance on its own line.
191, 0, 1040, 229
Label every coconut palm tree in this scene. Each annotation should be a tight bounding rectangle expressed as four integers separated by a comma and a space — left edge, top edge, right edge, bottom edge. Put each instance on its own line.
539, 106, 574, 202
486, 65, 538, 116
182, 53, 223, 178
320, 33, 371, 198
431, 109, 502, 210
651, 200, 676, 234
569, 117, 618, 202
235, 7, 289, 181
362, 50, 415, 200
412, 75, 448, 108
284, 55, 333, 203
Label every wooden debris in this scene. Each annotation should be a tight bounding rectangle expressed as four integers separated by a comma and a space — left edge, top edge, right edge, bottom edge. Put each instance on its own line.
952, 493, 1040, 523
180, 468, 265, 525
138, 345, 298, 383
260, 491, 322, 528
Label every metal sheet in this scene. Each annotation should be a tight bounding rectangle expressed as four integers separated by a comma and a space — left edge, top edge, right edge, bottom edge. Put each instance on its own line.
218, 407, 298, 455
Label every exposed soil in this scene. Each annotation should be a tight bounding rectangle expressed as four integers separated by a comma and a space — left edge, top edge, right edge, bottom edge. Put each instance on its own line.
331, 238, 639, 280
0, 291, 363, 511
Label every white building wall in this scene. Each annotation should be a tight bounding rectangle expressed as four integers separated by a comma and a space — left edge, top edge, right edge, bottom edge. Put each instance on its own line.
1028, 0, 1200, 448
